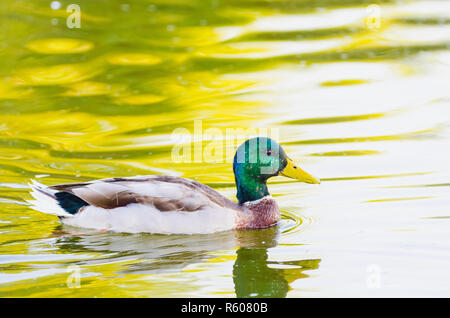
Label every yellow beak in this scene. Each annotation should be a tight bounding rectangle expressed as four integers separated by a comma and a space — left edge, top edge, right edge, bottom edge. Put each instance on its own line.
279, 158, 320, 184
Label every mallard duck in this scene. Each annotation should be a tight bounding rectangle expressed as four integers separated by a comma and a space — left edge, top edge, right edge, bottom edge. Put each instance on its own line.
28, 137, 319, 234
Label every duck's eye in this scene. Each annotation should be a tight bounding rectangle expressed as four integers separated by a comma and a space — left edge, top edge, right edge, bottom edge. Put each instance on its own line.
266, 150, 272, 156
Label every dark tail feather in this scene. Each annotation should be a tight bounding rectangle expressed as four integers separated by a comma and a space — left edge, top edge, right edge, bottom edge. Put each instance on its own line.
54, 192, 90, 215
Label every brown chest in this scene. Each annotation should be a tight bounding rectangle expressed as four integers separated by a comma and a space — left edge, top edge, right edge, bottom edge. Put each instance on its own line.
236, 197, 281, 230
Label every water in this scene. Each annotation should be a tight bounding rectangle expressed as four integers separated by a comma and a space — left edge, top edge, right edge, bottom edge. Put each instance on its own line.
0, 0, 450, 297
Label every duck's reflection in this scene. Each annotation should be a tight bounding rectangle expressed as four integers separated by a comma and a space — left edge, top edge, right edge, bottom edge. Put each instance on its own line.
233, 227, 321, 298
51, 225, 240, 274
50, 224, 320, 297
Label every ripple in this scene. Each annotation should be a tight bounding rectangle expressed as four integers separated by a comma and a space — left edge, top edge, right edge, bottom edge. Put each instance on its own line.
14, 63, 102, 86
0, 138, 49, 150
62, 81, 126, 97
26, 38, 94, 54
321, 171, 431, 182
365, 196, 433, 203
231, 26, 363, 42
106, 53, 162, 66
0, 82, 33, 100
283, 112, 385, 125
422, 216, 450, 219
115, 94, 167, 105
309, 150, 380, 157
320, 79, 369, 86
246, 7, 367, 32
383, 24, 450, 45
280, 208, 313, 235
199, 38, 349, 59
284, 128, 435, 145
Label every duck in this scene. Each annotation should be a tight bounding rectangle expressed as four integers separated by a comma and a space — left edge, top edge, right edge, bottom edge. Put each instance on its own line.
28, 137, 319, 234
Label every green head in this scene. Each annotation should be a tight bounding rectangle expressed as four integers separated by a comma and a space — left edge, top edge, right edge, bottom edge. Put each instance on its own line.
233, 137, 319, 204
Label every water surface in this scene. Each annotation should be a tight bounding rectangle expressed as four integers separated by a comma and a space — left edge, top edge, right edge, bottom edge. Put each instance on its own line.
0, 0, 450, 297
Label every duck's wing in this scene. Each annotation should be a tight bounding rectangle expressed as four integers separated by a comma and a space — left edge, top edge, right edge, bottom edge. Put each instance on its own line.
49, 175, 239, 213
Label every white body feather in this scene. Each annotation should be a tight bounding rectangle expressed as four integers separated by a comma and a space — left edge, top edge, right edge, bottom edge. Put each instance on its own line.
62, 203, 238, 234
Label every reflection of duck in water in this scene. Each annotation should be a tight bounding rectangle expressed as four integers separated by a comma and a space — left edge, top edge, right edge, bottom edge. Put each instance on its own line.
233, 226, 321, 298
51, 224, 320, 297
51, 222, 283, 274
51, 226, 243, 274
28, 137, 319, 234
233, 248, 321, 298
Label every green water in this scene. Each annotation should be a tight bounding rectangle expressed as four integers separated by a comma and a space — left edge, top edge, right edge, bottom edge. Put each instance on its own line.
0, 0, 450, 297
